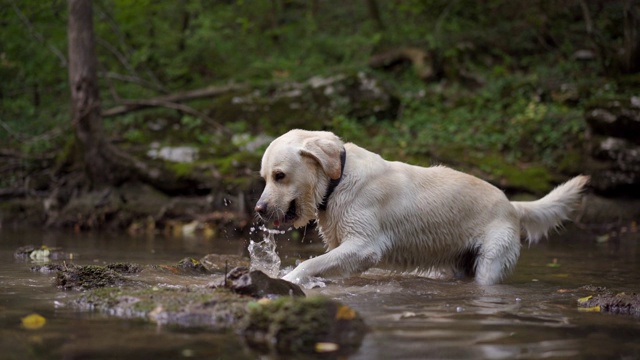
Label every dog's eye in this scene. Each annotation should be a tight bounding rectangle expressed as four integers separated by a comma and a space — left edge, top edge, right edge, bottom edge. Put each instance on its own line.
274, 171, 286, 181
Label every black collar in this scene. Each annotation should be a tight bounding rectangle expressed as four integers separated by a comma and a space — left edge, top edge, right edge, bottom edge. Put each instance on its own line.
318, 148, 346, 211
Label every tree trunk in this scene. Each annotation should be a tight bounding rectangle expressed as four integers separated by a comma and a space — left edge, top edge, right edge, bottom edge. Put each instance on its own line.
67, 0, 201, 194
67, 0, 120, 187
365, 0, 385, 31
623, 0, 640, 74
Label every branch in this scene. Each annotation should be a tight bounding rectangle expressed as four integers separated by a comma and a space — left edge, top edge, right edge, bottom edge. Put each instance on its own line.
99, 71, 167, 92
579, 0, 594, 35
101, 83, 249, 118
11, 2, 67, 67
115, 99, 231, 134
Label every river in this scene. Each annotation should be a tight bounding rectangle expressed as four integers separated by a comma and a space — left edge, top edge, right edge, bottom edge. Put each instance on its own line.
1, 226, 639, 359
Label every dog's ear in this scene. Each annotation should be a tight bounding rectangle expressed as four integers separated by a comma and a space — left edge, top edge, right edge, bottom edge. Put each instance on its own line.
299, 137, 343, 180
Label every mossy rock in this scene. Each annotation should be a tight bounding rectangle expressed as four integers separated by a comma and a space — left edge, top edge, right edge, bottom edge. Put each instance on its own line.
243, 296, 368, 354
578, 292, 640, 317
56, 264, 145, 291
76, 287, 252, 328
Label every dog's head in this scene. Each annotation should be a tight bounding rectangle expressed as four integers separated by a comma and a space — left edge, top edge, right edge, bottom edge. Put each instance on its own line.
255, 129, 344, 228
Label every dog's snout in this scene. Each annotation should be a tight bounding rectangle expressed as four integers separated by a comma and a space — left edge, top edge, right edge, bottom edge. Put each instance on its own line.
255, 201, 268, 215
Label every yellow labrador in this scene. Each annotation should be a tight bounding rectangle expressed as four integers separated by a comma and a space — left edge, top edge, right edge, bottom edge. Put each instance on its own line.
255, 129, 588, 285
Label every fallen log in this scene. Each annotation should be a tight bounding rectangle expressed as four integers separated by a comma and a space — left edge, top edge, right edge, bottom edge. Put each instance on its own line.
101, 83, 249, 118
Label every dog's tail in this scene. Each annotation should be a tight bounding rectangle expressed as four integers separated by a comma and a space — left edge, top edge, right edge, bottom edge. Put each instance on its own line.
511, 175, 589, 244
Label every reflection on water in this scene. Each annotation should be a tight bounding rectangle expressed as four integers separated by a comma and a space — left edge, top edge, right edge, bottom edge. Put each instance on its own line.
1, 226, 639, 359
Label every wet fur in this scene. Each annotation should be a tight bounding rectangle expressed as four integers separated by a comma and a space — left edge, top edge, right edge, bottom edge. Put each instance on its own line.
256, 129, 589, 285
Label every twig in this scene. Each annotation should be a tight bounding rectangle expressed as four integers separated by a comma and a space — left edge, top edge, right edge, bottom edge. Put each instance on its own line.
579, 0, 594, 35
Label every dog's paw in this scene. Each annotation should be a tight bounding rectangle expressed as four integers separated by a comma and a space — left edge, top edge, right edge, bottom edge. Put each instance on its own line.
282, 270, 305, 284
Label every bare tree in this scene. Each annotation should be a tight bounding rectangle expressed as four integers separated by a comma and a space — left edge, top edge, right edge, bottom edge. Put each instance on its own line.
66, 0, 202, 193
67, 0, 117, 186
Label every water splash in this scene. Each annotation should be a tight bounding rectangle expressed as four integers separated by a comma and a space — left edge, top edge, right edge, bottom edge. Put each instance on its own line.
248, 226, 282, 278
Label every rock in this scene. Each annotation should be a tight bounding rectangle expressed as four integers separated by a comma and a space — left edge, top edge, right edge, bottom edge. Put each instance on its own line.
75, 287, 252, 328
585, 97, 640, 196
14, 245, 66, 261
243, 296, 368, 354
55, 264, 145, 291
578, 293, 640, 317
586, 136, 640, 196
176, 257, 209, 274
220, 267, 305, 298
585, 99, 640, 143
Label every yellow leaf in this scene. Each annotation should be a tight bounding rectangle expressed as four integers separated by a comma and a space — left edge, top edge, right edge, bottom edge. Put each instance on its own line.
577, 295, 592, 304
315, 342, 339, 352
21, 313, 46, 330
578, 305, 601, 312
257, 298, 271, 305
335, 305, 356, 320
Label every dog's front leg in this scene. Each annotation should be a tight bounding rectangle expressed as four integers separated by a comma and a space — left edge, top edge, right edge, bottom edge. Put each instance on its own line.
282, 240, 380, 283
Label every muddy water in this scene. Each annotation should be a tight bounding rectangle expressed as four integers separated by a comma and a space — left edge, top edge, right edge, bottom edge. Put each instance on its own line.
1, 227, 639, 359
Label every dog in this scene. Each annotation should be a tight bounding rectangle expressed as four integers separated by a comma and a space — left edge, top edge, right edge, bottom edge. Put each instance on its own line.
255, 129, 589, 285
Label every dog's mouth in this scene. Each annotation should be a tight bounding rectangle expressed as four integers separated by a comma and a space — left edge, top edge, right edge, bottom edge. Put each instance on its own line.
274, 200, 297, 227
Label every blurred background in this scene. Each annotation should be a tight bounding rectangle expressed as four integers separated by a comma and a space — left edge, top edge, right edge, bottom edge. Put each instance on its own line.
1, 0, 639, 233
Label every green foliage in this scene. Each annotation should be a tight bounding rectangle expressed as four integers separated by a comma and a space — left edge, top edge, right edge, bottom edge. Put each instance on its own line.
0, 0, 634, 191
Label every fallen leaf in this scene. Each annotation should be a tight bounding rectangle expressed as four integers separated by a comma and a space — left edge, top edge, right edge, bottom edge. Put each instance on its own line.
315, 342, 339, 352
577, 295, 592, 304
21, 313, 46, 330
578, 305, 601, 312
335, 305, 356, 320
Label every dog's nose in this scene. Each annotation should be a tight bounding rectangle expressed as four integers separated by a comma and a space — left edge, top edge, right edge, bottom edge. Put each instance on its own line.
255, 201, 268, 215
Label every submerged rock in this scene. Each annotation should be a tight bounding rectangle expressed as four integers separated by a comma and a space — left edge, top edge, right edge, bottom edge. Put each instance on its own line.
76, 287, 252, 328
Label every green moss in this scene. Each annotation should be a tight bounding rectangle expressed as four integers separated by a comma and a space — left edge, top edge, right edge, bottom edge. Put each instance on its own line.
474, 154, 552, 194
167, 162, 196, 177
244, 296, 367, 354
56, 264, 134, 291
556, 149, 585, 175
